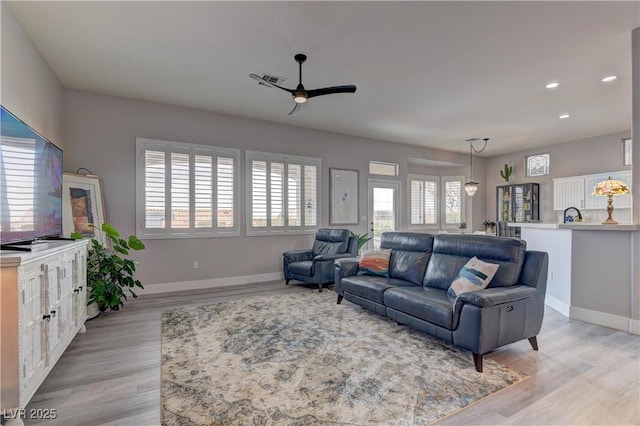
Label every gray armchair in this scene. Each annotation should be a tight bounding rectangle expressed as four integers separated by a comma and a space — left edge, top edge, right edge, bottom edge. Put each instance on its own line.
283, 228, 358, 292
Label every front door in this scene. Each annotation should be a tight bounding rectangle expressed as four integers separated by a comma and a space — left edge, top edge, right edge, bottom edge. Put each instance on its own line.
367, 179, 400, 250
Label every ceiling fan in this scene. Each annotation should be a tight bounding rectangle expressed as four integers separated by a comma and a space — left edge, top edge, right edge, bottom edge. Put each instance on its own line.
250, 54, 357, 115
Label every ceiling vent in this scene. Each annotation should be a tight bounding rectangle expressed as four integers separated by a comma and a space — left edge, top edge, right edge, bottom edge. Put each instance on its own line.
257, 74, 286, 87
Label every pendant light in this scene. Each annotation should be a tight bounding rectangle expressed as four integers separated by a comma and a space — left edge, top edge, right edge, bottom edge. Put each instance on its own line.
464, 138, 489, 196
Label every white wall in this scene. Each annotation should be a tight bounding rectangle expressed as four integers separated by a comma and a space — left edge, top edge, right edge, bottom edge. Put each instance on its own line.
631, 27, 639, 327
485, 131, 632, 223
62, 89, 485, 288
0, 2, 64, 147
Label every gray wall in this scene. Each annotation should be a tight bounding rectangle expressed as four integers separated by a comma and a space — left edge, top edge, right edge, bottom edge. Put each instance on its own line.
485, 131, 632, 222
1, 2, 64, 146
62, 89, 485, 287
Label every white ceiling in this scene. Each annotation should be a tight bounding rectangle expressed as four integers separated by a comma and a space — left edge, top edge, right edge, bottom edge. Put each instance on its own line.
7, 1, 640, 156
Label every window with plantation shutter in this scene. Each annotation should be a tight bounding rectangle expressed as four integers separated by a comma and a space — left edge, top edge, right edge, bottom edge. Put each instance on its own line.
407, 174, 464, 229
623, 138, 632, 166
443, 176, 464, 226
136, 138, 239, 238
246, 151, 320, 235
408, 174, 438, 227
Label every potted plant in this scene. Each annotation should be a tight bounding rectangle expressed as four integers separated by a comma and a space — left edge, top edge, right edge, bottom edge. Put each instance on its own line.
72, 223, 145, 314
458, 222, 467, 232
483, 220, 496, 233
350, 231, 373, 254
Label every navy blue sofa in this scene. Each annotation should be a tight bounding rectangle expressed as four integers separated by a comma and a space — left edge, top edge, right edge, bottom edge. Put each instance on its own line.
335, 232, 548, 372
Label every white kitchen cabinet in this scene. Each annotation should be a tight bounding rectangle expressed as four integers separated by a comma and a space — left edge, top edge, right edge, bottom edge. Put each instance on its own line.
0, 240, 88, 423
553, 170, 632, 211
553, 176, 585, 210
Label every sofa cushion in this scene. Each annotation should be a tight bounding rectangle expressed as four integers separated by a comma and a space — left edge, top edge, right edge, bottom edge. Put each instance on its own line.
358, 249, 392, 277
312, 228, 350, 256
342, 276, 419, 304
384, 287, 455, 330
423, 234, 526, 291
447, 256, 500, 297
287, 260, 313, 276
380, 232, 433, 285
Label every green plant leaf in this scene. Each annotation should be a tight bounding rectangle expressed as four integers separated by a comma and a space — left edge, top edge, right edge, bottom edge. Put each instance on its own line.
102, 223, 120, 238
128, 235, 145, 250
113, 246, 128, 255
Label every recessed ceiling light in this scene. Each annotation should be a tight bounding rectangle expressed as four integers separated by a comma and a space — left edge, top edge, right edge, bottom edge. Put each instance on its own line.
545, 82, 560, 89
602, 75, 617, 83
559, 113, 571, 119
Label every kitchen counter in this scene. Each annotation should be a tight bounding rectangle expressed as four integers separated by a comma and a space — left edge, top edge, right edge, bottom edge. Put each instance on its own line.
559, 223, 639, 231
508, 222, 638, 231
512, 224, 639, 334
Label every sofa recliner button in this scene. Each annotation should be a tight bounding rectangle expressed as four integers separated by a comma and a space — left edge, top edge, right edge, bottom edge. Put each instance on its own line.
506, 306, 514, 312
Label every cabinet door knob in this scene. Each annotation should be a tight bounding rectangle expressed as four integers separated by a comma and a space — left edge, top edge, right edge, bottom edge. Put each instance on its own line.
43, 314, 51, 322
50, 310, 56, 318
74, 289, 80, 294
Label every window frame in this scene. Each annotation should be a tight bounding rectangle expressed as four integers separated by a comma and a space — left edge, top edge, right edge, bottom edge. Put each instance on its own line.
441, 175, 465, 228
407, 173, 439, 229
623, 138, 632, 166
407, 174, 464, 229
525, 153, 550, 177
369, 160, 399, 177
135, 138, 240, 239
245, 150, 320, 236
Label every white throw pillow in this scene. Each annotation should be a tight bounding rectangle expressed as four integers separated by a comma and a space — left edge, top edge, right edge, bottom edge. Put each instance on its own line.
448, 256, 500, 297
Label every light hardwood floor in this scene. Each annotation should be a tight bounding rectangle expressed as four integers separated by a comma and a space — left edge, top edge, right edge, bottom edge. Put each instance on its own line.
15, 281, 640, 426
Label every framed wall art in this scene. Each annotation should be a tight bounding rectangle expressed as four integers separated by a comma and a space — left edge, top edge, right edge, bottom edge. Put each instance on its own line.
329, 168, 359, 225
62, 172, 107, 244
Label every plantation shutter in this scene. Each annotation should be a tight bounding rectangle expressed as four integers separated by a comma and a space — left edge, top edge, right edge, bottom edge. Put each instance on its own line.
246, 151, 320, 235
217, 157, 234, 228
408, 175, 438, 227
137, 138, 239, 238
304, 165, 317, 226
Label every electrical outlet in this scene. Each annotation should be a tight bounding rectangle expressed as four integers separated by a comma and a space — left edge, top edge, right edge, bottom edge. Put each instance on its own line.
193, 261, 199, 269
550, 272, 554, 281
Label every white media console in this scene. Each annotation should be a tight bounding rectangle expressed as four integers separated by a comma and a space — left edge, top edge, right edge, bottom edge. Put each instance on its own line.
0, 240, 89, 425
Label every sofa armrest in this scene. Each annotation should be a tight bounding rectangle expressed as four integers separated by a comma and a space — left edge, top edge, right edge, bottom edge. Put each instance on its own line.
334, 258, 360, 277
283, 249, 313, 262
314, 253, 356, 262
455, 285, 537, 309
334, 258, 360, 298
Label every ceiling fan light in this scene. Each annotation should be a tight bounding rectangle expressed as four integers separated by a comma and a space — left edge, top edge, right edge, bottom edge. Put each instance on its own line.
294, 94, 307, 104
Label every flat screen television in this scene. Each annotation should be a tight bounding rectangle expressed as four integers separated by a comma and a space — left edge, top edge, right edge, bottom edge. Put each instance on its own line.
0, 106, 63, 246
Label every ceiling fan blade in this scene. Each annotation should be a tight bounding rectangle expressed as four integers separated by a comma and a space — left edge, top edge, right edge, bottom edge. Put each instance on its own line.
288, 103, 302, 116
249, 73, 273, 87
249, 74, 294, 94
307, 85, 357, 99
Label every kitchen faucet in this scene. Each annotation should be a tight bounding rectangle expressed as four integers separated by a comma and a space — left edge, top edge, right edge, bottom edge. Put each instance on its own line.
563, 207, 583, 223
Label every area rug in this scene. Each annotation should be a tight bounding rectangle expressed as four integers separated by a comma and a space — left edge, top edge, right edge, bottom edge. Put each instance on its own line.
161, 291, 526, 425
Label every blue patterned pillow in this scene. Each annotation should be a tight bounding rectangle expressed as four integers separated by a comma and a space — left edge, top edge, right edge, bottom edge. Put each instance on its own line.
357, 249, 391, 277
448, 256, 499, 297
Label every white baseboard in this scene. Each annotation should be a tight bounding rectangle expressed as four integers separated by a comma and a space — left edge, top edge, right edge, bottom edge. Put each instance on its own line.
140, 272, 285, 295
545, 295, 570, 318
570, 305, 638, 334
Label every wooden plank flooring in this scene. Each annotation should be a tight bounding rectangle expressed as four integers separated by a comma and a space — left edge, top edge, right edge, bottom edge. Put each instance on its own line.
14, 281, 640, 425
